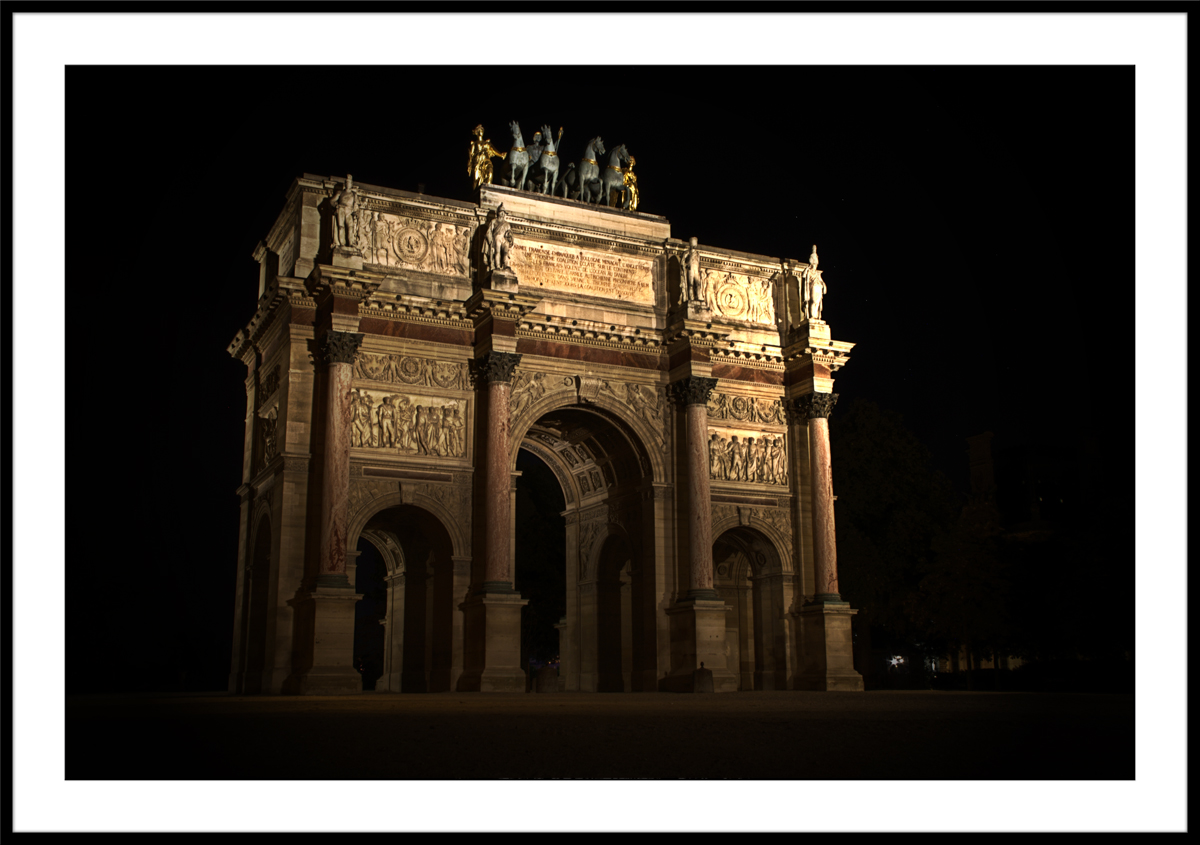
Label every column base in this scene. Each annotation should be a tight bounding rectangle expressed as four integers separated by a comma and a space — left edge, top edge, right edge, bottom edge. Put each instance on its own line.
792, 601, 864, 692
660, 598, 738, 693
457, 590, 529, 692
282, 586, 363, 695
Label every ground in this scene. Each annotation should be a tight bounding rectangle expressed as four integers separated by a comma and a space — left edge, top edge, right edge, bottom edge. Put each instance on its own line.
67, 691, 1133, 781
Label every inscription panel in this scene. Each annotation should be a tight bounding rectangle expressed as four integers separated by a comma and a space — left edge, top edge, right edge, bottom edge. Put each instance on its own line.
510, 240, 654, 305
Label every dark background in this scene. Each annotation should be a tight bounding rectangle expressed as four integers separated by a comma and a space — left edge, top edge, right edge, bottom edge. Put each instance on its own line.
65, 64, 1132, 693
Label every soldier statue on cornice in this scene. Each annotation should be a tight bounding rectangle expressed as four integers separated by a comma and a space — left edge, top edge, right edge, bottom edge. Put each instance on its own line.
330, 175, 360, 250
481, 204, 514, 273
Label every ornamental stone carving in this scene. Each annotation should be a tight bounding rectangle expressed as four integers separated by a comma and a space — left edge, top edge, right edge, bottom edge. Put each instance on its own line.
256, 365, 281, 406
319, 330, 364, 366
701, 269, 776, 325
601, 381, 665, 444
469, 351, 522, 387
707, 428, 788, 487
510, 370, 549, 420
354, 353, 467, 390
706, 393, 787, 425
349, 388, 467, 457
794, 392, 838, 420
757, 506, 794, 545
667, 376, 718, 408
579, 520, 603, 579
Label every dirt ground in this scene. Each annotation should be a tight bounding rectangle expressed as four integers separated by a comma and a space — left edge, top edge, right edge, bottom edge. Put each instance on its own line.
66, 690, 1133, 781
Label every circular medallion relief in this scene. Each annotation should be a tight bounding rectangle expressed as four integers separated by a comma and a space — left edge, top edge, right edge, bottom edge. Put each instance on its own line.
394, 227, 429, 265
713, 277, 750, 319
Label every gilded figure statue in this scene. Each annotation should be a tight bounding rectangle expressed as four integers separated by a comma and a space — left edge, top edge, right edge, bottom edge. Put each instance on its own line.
468, 125, 507, 190
621, 155, 639, 212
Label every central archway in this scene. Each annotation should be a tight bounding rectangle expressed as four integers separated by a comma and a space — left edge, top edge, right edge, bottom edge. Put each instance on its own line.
513, 398, 660, 692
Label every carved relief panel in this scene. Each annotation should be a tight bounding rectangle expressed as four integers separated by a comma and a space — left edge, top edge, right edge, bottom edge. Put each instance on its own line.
353, 209, 471, 276
701, 269, 777, 326
349, 388, 468, 459
707, 427, 789, 487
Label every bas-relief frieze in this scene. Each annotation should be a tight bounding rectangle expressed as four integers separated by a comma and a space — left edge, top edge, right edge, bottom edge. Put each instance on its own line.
351, 208, 470, 275
707, 392, 786, 426
700, 269, 777, 326
350, 388, 467, 458
354, 353, 468, 390
509, 240, 654, 305
708, 427, 789, 487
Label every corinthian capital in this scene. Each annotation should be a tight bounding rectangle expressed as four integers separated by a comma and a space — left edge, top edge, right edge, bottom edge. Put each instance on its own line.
319, 330, 364, 366
469, 351, 522, 386
668, 376, 719, 407
793, 392, 838, 420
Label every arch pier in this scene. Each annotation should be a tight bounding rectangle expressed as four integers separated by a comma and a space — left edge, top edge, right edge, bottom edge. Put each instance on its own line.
228, 176, 863, 693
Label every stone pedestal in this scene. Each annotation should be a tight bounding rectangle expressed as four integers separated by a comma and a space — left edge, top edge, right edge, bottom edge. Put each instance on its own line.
683, 300, 712, 321
331, 245, 363, 270
458, 592, 529, 692
660, 599, 738, 693
485, 268, 519, 292
792, 601, 864, 691
285, 587, 363, 695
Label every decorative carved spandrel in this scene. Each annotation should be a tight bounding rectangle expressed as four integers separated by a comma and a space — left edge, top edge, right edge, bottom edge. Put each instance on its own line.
509, 370, 548, 421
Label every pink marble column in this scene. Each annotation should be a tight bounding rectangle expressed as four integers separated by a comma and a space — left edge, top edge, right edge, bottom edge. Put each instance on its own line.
316, 330, 363, 588
671, 376, 719, 599
477, 352, 522, 591
797, 392, 841, 600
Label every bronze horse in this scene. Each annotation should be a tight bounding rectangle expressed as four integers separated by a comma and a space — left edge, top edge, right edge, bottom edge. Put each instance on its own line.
572, 136, 606, 203
600, 144, 631, 209
526, 124, 563, 196
498, 120, 530, 191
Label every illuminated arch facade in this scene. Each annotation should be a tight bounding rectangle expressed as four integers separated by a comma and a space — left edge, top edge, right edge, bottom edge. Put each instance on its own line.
228, 176, 863, 693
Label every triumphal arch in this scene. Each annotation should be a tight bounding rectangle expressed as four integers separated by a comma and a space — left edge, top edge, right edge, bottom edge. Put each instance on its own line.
228, 157, 863, 694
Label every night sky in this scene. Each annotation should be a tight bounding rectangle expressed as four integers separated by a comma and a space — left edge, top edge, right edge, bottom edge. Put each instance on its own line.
16, 12, 1186, 833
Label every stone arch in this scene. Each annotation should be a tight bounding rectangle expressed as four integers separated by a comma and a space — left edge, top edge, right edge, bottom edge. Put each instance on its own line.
347, 487, 468, 561
713, 523, 793, 691
353, 500, 461, 693
711, 514, 793, 576
520, 437, 582, 506
509, 388, 665, 486
583, 521, 636, 583
241, 511, 274, 695
359, 527, 406, 577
